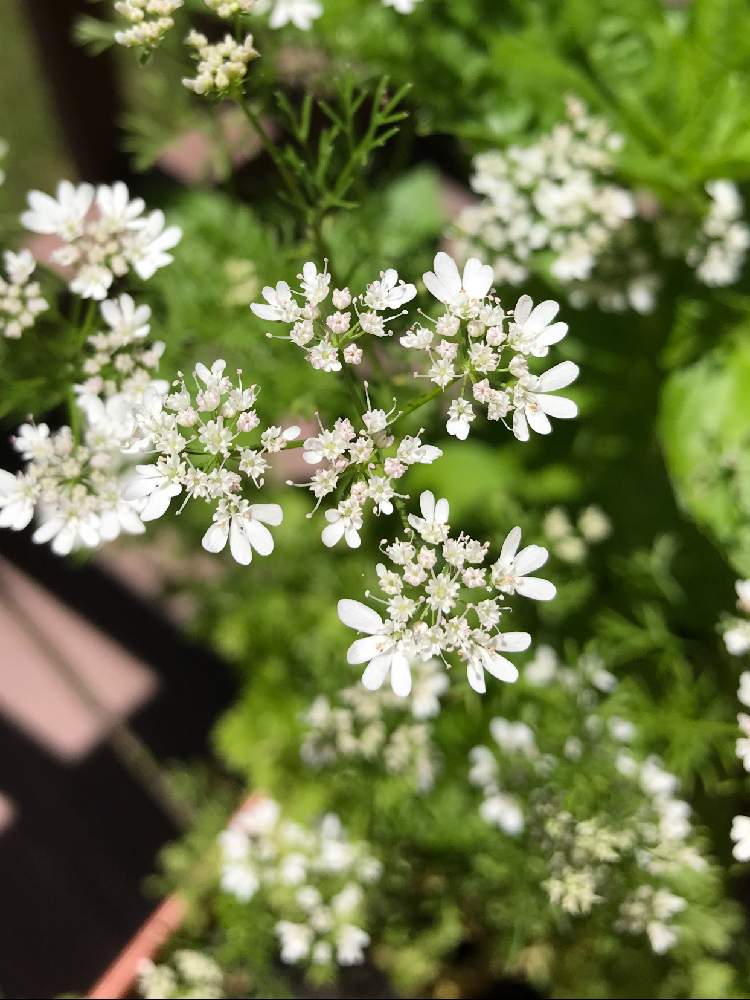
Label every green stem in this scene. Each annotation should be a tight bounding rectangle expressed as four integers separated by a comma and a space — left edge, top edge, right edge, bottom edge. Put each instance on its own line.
237, 94, 305, 210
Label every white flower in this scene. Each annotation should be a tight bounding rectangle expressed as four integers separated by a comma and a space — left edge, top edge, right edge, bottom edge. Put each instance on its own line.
336, 924, 370, 965
265, 0, 323, 30
322, 503, 363, 548
731, 815, 750, 862
465, 631, 530, 693
446, 397, 475, 440
125, 457, 184, 520
407, 489, 449, 543
276, 921, 313, 963
512, 360, 579, 441
127, 209, 182, 280
725, 622, 750, 657
510, 295, 568, 357
383, 0, 422, 11
423, 252, 494, 314
202, 500, 283, 564
480, 792, 525, 835
364, 268, 417, 310
21, 180, 94, 241
0, 470, 37, 530
491, 526, 556, 600
250, 280, 302, 323
338, 599, 413, 697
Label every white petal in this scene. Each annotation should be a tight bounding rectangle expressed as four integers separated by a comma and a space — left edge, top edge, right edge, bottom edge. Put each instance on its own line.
229, 519, 253, 564
250, 303, 280, 321
513, 544, 548, 576
526, 300, 559, 334
249, 503, 283, 526
346, 635, 385, 665
537, 360, 579, 392
538, 394, 577, 419
390, 652, 412, 697
361, 653, 392, 691
467, 660, 486, 693
434, 497, 450, 524
433, 252, 461, 294
500, 526, 522, 563
481, 648, 519, 683
516, 577, 557, 601
462, 257, 493, 299
419, 490, 435, 520
337, 599, 384, 634
526, 408, 552, 435
202, 522, 229, 554
512, 409, 529, 442
496, 631, 531, 653
513, 294, 532, 325
322, 519, 345, 547
244, 518, 274, 556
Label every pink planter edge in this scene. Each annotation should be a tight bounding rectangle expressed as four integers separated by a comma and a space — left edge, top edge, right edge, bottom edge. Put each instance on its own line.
86, 793, 264, 1000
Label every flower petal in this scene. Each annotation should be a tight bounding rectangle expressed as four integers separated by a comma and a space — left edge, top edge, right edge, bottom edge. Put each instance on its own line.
361, 653, 392, 691
516, 576, 556, 601
536, 360, 579, 392
337, 599, 384, 634
202, 521, 229, 554
390, 652, 412, 697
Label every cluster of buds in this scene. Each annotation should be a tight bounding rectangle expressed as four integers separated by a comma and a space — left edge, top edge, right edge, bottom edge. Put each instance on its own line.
182, 32, 259, 96
0, 250, 48, 339
114, 0, 184, 51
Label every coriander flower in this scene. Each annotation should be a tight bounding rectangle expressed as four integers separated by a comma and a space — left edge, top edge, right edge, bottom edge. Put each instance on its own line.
258, 0, 323, 30
511, 360, 579, 441
21, 181, 181, 300
125, 360, 298, 565
338, 491, 550, 697
491, 525, 556, 600
202, 499, 283, 564
182, 32, 259, 96
422, 251, 494, 317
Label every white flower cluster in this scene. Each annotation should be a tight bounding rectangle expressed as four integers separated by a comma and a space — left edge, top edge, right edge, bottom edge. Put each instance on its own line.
182, 31, 259, 96
410, 253, 579, 442
21, 180, 181, 300
456, 96, 658, 314
137, 950, 224, 1000
251, 261, 417, 373
125, 359, 299, 564
254, 0, 420, 30
301, 660, 447, 792
299, 392, 441, 548
685, 180, 750, 287
254, 252, 579, 444
0, 414, 145, 555
468, 653, 705, 954
0, 249, 48, 339
721, 579, 750, 656
338, 490, 555, 698
542, 503, 611, 564
616, 885, 687, 955
114, 0, 184, 50
74, 293, 165, 403
204, 0, 255, 17
219, 798, 380, 972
